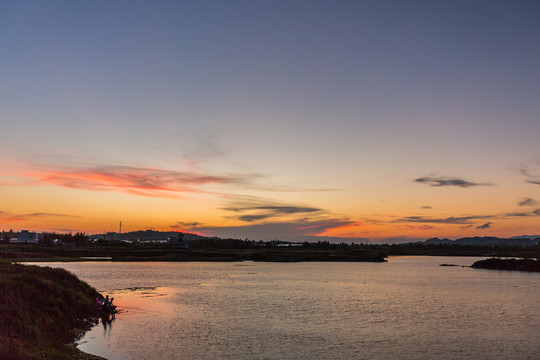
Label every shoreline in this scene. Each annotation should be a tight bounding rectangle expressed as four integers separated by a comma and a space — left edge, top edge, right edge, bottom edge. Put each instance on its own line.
72, 326, 110, 360
0, 261, 110, 360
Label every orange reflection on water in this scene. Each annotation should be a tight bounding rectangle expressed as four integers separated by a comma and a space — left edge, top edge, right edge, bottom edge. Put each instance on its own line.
102, 286, 175, 318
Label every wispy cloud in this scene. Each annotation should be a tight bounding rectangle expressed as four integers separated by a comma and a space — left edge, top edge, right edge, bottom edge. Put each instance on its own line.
222, 195, 322, 222
518, 197, 538, 207
238, 214, 274, 222
174, 221, 203, 227
191, 217, 356, 241
18, 164, 252, 198
476, 222, 492, 229
245, 184, 340, 192
519, 167, 540, 185
401, 225, 436, 230
393, 207, 540, 229
231, 205, 321, 222
414, 175, 493, 188
393, 215, 494, 225
0, 212, 80, 223
4, 156, 337, 199
170, 221, 203, 230
505, 211, 533, 217
505, 209, 540, 217
181, 194, 358, 240
225, 204, 321, 214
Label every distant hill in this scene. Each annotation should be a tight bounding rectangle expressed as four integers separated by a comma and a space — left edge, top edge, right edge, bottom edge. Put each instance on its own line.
90, 230, 204, 241
424, 238, 453, 245
424, 236, 539, 247
510, 235, 540, 240
90, 231, 371, 244
91, 231, 540, 246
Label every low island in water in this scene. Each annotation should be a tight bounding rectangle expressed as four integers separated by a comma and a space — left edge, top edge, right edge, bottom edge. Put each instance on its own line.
471, 258, 540, 272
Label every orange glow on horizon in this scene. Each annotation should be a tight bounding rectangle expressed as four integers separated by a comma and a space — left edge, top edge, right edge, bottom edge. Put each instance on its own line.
2, 160, 540, 241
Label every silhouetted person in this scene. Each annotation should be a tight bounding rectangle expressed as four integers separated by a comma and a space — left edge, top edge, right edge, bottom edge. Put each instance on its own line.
102, 295, 109, 313
108, 297, 117, 318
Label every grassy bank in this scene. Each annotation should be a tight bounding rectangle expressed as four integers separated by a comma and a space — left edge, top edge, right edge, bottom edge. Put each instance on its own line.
0, 243, 387, 263
0, 261, 106, 360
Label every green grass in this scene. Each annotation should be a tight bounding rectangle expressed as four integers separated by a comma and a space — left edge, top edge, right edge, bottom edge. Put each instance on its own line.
0, 262, 103, 360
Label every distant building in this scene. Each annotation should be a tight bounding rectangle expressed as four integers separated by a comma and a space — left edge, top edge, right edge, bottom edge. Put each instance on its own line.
10, 230, 39, 243
168, 234, 189, 248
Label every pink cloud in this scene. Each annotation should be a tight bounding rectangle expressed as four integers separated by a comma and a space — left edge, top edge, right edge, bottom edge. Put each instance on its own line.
19, 165, 248, 198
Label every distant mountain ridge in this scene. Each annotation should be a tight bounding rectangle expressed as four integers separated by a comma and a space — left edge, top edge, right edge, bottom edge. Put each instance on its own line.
90, 230, 204, 241
510, 235, 540, 240
90, 230, 371, 244
90, 230, 540, 246
424, 236, 540, 247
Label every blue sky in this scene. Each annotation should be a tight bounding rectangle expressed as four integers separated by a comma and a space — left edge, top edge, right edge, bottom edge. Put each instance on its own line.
1, 1, 540, 242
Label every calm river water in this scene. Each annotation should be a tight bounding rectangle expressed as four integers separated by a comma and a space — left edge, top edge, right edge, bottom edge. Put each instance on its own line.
38, 257, 540, 360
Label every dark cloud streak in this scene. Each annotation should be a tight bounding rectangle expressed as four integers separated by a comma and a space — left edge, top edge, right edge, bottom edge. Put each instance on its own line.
192, 218, 355, 241
225, 205, 320, 214
476, 222, 492, 229
238, 214, 274, 222
222, 195, 323, 223
505, 209, 540, 217
518, 197, 537, 207
393, 215, 494, 225
415, 175, 492, 188
519, 167, 540, 185
170, 221, 203, 229
0, 212, 80, 222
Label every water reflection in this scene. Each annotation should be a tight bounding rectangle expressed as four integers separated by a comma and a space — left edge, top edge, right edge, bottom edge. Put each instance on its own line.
101, 315, 114, 335
43, 259, 540, 360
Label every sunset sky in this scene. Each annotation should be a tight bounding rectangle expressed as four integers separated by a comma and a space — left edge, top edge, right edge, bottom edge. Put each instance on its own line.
1, 1, 540, 243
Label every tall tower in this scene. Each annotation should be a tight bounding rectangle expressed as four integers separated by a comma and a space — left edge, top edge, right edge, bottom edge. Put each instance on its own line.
119, 221, 122, 234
